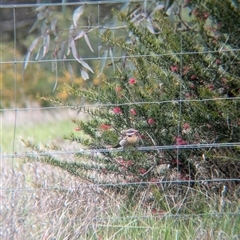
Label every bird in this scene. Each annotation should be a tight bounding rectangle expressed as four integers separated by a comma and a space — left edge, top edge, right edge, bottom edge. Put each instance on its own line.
113, 128, 139, 149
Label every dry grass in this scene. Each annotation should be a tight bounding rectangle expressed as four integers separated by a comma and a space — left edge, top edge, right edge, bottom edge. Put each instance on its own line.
1, 158, 126, 239
1, 157, 239, 239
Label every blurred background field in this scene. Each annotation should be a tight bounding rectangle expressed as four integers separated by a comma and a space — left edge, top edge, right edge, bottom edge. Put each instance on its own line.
1, 108, 76, 153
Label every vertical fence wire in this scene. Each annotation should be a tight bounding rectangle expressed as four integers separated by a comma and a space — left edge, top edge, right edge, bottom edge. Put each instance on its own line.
9, 7, 18, 240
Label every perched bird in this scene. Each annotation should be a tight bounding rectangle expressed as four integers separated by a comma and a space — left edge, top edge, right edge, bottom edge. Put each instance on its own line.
113, 128, 139, 149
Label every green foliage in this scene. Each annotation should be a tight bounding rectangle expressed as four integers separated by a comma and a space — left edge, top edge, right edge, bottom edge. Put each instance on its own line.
25, 0, 240, 212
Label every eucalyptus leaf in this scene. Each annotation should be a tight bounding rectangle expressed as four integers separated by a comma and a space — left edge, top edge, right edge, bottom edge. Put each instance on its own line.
42, 34, 50, 58
29, 37, 41, 52
78, 59, 94, 73
70, 40, 79, 59
83, 33, 94, 52
81, 69, 89, 81
74, 31, 84, 40
29, 20, 40, 33
24, 33, 41, 70
50, 18, 58, 36
151, 3, 164, 16
59, 41, 67, 60
53, 76, 58, 92
35, 46, 42, 60
23, 51, 31, 70
68, 63, 74, 83
109, 48, 115, 71
73, 5, 85, 27
100, 49, 109, 74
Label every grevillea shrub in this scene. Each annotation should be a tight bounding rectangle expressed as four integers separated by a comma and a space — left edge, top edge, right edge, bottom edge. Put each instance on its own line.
25, 0, 240, 213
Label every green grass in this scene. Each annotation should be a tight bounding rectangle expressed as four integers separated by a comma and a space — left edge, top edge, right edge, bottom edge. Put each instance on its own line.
93, 213, 240, 239
2, 118, 74, 153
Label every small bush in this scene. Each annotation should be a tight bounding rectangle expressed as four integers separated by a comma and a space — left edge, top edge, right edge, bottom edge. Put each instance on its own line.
25, 0, 240, 212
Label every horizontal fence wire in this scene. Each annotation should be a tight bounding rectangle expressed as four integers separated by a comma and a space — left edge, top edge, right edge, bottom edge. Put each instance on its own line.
1, 142, 240, 158
1, 96, 240, 113
1, 178, 240, 192
1, 49, 240, 64
0, 0, 143, 8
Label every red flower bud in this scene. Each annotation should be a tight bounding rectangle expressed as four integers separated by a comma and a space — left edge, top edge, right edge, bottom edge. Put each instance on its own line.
113, 107, 122, 114
99, 124, 111, 130
170, 65, 178, 72
130, 108, 137, 116
129, 77, 137, 85
139, 168, 147, 174
190, 75, 197, 80
147, 118, 156, 125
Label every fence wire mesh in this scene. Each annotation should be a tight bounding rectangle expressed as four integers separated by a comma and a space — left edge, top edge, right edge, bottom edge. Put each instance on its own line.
1, 0, 240, 239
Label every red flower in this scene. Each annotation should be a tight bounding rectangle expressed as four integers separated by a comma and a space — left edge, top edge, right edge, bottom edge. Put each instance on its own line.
130, 108, 137, 116
129, 77, 137, 85
189, 84, 196, 89
180, 174, 190, 180
221, 78, 227, 84
102, 168, 107, 174
207, 124, 213, 129
192, 9, 198, 16
215, 59, 221, 65
99, 124, 111, 130
147, 118, 156, 125
183, 123, 190, 130
183, 66, 191, 75
192, 9, 209, 20
170, 65, 178, 72
113, 107, 122, 114
150, 178, 159, 183
115, 86, 122, 93
207, 84, 214, 90
117, 158, 133, 168
183, 123, 191, 134
212, 39, 217, 45
202, 12, 209, 20
172, 159, 182, 165
139, 168, 147, 174
175, 136, 188, 145
190, 74, 197, 80
183, 0, 190, 7
138, 134, 145, 140
75, 127, 81, 131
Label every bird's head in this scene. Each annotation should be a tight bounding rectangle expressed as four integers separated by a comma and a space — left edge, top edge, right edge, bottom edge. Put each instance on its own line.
125, 128, 138, 136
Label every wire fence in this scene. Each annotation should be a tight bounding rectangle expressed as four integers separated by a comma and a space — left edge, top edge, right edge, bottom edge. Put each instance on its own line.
1, 0, 240, 239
